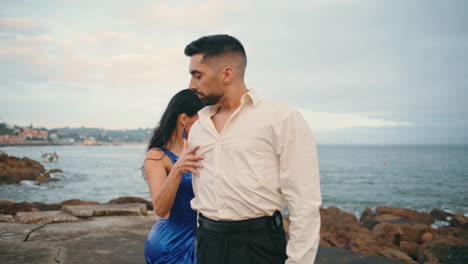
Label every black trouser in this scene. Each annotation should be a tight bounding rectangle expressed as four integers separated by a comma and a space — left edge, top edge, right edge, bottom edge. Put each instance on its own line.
196, 212, 287, 264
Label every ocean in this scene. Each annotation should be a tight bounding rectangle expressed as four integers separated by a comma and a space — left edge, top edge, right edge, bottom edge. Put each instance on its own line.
1, 144, 467, 217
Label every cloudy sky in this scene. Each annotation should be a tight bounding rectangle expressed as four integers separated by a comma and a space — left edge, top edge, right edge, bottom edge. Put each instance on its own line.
1, 0, 467, 144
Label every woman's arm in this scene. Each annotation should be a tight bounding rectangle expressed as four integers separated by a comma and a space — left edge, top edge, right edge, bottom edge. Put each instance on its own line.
144, 149, 179, 218
144, 142, 204, 218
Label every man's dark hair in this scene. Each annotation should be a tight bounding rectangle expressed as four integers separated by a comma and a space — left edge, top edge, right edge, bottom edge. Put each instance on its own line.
184, 34, 247, 63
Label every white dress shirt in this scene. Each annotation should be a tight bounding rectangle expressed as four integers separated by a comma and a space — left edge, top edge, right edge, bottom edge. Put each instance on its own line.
189, 89, 321, 264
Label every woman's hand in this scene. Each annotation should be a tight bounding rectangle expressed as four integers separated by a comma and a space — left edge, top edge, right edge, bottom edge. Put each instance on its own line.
171, 139, 204, 176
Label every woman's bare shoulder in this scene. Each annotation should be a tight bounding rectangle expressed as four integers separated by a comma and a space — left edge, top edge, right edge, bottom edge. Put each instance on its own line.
146, 148, 166, 160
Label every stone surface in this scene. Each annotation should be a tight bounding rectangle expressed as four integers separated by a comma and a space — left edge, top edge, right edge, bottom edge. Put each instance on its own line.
62, 203, 147, 218
399, 241, 419, 260
451, 213, 468, 228
0, 199, 100, 215
399, 224, 434, 244
418, 235, 468, 264
0, 222, 42, 242
372, 222, 402, 246
0, 214, 405, 264
0, 198, 465, 264
0, 214, 13, 222
14, 210, 80, 224
422, 232, 434, 243
376, 207, 434, 225
108, 196, 153, 210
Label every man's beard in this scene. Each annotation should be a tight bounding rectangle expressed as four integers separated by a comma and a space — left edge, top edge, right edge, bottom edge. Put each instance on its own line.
201, 94, 222, 106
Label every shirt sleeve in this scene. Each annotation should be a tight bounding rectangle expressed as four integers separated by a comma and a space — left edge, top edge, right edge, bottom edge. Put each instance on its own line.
276, 110, 322, 264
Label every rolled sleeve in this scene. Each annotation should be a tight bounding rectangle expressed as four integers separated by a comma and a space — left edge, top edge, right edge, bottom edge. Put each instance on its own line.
277, 110, 322, 264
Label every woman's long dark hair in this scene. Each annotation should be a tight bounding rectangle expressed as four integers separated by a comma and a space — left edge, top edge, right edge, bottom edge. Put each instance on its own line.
147, 89, 204, 151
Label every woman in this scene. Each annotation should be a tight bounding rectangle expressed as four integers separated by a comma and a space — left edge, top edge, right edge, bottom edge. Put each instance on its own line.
144, 89, 205, 264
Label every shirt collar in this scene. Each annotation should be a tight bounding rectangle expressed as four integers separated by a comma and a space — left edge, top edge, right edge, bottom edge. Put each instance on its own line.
241, 89, 261, 107
198, 89, 261, 118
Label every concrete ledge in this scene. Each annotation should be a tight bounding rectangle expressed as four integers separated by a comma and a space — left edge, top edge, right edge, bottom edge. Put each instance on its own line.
14, 211, 80, 224
62, 203, 147, 218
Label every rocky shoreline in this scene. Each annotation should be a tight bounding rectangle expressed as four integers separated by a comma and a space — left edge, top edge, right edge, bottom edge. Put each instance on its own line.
0, 152, 63, 185
0, 197, 466, 264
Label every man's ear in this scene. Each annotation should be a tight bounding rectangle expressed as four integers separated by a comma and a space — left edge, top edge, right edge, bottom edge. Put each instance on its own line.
222, 66, 234, 84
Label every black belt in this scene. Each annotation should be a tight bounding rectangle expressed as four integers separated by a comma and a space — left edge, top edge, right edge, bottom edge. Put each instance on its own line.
198, 211, 283, 233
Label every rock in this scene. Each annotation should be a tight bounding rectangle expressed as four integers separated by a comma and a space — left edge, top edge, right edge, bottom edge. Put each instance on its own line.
374, 214, 404, 223
62, 203, 147, 218
60, 199, 100, 206
47, 169, 63, 174
418, 235, 468, 264
347, 228, 381, 256
360, 208, 380, 229
451, 213, 468, 228
371, 222, 402, 246
422, 232, 434, 243
0, 214, 13, 222
400, 224, 434, 244
360, 208, 375, 222
376, 207, 434, 225
437, 226, 468, 241
108, 196, 152, 210
0, 153, 60, 185
400, 241, 420, 260
0, 201, 16, 215
379, 247, 418, 264
319, 207, 360, 248
320, 207, 360, 231
430, 209, 455, 221
320, 230, 349, 248
320, 206, 390, 257
14, 211, 80, 224
0, 199, 99, 215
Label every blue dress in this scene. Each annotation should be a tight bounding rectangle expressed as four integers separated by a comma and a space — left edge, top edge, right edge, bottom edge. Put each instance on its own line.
144, 147, 197, 264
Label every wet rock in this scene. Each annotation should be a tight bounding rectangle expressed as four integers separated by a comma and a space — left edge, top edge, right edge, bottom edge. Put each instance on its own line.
0, 153, 61, 185
430, 209, 455, 221
376, 207, 434, 225
451, 213, 468, 228
360, 208, 380, 229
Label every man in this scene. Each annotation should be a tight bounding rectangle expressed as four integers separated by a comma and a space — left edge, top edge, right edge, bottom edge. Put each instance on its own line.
185, 34, 321, 264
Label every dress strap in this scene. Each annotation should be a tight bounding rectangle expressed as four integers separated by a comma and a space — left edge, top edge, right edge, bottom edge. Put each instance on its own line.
157, 147, 179, 164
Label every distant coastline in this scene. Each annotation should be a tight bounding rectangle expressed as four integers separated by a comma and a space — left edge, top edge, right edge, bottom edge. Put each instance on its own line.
0, 142, 146, 147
